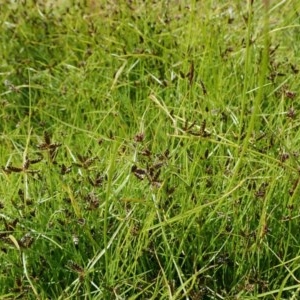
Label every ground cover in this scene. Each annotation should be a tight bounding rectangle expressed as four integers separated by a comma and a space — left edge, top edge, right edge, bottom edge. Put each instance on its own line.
1, 0, 300, 299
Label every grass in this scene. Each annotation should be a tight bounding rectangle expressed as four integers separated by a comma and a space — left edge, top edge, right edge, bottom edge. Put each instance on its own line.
1, 0, 300, 298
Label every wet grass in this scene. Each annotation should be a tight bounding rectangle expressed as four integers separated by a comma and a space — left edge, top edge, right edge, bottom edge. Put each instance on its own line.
1, 0, 300, 299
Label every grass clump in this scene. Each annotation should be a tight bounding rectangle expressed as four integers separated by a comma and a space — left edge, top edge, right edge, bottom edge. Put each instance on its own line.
1, 0, 300, 299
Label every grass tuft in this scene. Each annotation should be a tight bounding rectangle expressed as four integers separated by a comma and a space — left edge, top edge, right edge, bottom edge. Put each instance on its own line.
1, 0, 300, 298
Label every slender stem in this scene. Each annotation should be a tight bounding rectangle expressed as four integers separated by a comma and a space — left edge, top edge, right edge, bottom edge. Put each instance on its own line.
231, 2, 270, 187
104, 141, 119, 279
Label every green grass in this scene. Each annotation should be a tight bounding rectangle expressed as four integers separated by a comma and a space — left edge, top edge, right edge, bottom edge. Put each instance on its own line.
1, 0, 300, 298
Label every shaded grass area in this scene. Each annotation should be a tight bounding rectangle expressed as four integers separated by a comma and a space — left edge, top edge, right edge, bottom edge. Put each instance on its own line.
1, 0, 300, 299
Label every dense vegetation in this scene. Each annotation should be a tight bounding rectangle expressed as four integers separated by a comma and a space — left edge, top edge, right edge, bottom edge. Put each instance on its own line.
1, 0, 300, 298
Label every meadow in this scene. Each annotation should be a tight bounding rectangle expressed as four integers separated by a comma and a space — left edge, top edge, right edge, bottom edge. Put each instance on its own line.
1, 0, 300, 299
